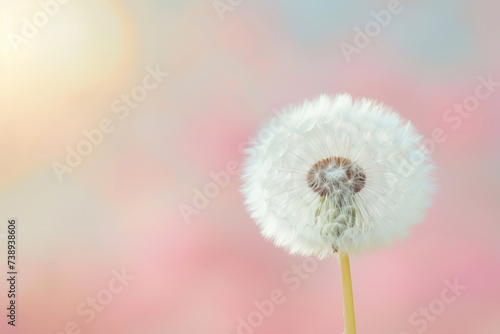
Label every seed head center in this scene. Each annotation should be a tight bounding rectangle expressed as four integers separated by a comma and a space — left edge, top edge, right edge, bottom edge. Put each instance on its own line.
306, 157, 366, 197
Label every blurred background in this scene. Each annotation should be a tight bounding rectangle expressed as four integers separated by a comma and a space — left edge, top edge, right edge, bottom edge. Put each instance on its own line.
1, 0, 499, 333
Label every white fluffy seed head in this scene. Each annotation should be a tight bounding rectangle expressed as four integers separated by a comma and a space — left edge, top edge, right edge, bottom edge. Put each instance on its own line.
241, 94, 435, 258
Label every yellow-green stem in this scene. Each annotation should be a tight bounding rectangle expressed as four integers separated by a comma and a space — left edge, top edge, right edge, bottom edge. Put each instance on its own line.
339, 251, 356, 334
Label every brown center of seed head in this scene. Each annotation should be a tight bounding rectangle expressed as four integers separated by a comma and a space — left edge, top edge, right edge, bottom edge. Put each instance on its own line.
306, 157, 366, 197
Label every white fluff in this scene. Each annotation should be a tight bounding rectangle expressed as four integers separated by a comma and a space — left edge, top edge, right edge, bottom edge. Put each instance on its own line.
241, 94, 435, 257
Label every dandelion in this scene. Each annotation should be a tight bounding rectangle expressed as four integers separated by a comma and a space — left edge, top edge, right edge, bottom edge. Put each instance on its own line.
241, 94, 435, 334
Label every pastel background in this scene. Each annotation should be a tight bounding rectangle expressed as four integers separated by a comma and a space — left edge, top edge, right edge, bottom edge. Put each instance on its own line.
1, 1, 499, 334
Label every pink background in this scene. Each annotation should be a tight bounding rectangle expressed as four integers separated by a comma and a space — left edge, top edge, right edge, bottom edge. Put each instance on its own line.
1, 0, 499, 333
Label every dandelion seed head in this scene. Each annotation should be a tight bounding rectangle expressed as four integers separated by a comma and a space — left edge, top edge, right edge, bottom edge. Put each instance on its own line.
241, 94, 435, 257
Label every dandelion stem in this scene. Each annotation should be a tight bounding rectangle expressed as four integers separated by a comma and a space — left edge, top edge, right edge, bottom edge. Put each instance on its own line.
339, 251, 356, 334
